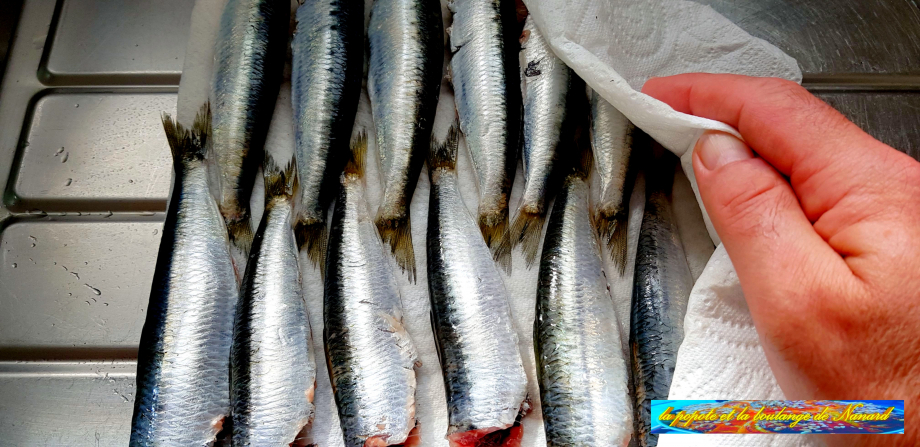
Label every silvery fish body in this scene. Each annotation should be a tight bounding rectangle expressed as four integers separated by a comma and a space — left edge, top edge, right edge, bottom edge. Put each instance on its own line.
426, 129, 529, 447
510, 14, 576, 267
291, 0, 364, 269
535, 166, 633, 447
368, 0, 443, 282
230, 163, 316, 446
324, 141, 419, 447
209, 0, 289, 269
131, 109, 239, 446
630, 153, 693, 447
587, 88, 636, 273
448, 0, 521, 252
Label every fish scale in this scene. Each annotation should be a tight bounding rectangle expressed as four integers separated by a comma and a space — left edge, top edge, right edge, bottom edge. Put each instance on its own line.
131, 107, 239, 447
368, 0, 443, 283
324, 138, 419, 447
291, 0, 364, 271
630, 150, 694, 447
534, 151, 633, 447
209, 0, 289, 274
230, 160, 316, 446
448, 0, 521, 259
426, 125, 529, 447
508, 14, 579, 268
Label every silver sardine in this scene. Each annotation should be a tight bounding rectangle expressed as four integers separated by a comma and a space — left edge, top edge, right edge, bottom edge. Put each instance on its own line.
448, 0, 521, 256
209, 0, 289, 274
630, 149, 694, 447
291, 0, 364, 270
131, 106, 239, 446
426, 124, 530, 447
230, 159, 316, 445
535, 150, 633, 447
508, 14, 578, 268
324, 136, 419, 447
587, 88, 638, 274
368, 0, 443, 283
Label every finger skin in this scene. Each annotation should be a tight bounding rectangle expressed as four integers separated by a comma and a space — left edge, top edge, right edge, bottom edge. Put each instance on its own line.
644, 74, 920, 446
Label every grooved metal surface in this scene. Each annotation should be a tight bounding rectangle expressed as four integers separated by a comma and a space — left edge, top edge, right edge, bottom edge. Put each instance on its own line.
0, 0, 918, 446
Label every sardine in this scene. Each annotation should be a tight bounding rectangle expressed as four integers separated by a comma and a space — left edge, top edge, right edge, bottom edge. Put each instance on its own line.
534, 149, 633, 447
368, 0, 444, 283
291, 0, 364, 270
230, 158, 316, 446
630, 149, 694, 447
131, 106, 239, 446
588, 88, 639, 274
324, 136, 420, 447
448, 0, 521, 256
209, 0, 289, 273
426, 124, 530, 447
508, 14, 579, 268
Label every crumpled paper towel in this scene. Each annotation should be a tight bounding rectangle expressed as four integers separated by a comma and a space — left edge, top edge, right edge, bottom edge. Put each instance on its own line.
525, 0, 822, 446
172, 0, 819, 446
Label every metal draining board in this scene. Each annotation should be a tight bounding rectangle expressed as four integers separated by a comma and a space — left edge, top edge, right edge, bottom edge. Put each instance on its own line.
0, 0, 918, 445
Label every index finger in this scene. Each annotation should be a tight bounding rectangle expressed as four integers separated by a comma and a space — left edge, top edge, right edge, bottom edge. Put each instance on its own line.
642, 73, 897, 220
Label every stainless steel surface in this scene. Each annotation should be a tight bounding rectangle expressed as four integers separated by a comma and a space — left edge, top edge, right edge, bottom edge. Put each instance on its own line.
39, 0, 192, 85
700, 0, 920, 80
813, 90, 920, 160
8, 91, 175, 212
0, 0, 919, 446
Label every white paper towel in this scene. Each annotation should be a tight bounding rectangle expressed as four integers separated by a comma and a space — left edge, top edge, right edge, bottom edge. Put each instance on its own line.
173, 0, 820, 446
524, 1, 821, 446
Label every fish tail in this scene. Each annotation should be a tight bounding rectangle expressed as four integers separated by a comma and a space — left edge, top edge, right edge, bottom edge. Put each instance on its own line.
227, 216, 254, 256
375, 213, 417, 284
295, 220, 328, 274
479, 211, 510, 256
595, 208, 630, 276
492, 233, 513, 275
344, 131, 367, 178
509, 208, 545, 269
262, 155, 297, 201
161, 102, 210, 166
428, 122, 460, 171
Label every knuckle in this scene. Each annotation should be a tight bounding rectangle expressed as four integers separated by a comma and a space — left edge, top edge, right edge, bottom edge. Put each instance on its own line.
716, 172, 792, 239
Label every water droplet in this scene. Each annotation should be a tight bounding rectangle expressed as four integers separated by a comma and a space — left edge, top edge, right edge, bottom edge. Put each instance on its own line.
65, 178, 73, 186
55, 147, 65, 156
71, 271, 80, 279
74, 103, 79, 108
103, 211, 113, 218
128, 179, 134, 183
103, 302, 109, 307
84, 284, 102, 295
11, 263, 17, 268
61, 152, 69, 163
152, 229, 158, 235
68, 293, 73, 297
85, 301, 91, 305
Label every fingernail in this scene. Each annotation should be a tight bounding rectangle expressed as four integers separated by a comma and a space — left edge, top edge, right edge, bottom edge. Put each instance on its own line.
696, 131, 754, 170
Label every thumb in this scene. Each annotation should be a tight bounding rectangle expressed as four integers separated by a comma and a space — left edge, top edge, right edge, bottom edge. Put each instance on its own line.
692, 131, 852, 313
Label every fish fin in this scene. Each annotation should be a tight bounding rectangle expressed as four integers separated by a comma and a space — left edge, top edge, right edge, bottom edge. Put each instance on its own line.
376, 214, 417, 284
509, 209, 545, 269
227, 217, 254, 257
492, 233, 513, 275
428, 122, 460, 171
263, 155, 296, 200
595, 208, 630, 276
344, 131, 367, 178
295, 220, 328, 274
479, 212, 510, 256
161, 102, 210, 166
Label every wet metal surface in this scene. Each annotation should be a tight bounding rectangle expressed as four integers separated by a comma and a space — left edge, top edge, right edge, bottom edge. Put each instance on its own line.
0, 0, 919, 446
700, 0, 920, 79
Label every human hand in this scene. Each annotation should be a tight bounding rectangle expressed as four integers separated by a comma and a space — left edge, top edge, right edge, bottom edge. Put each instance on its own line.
643, 74, 920, 446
